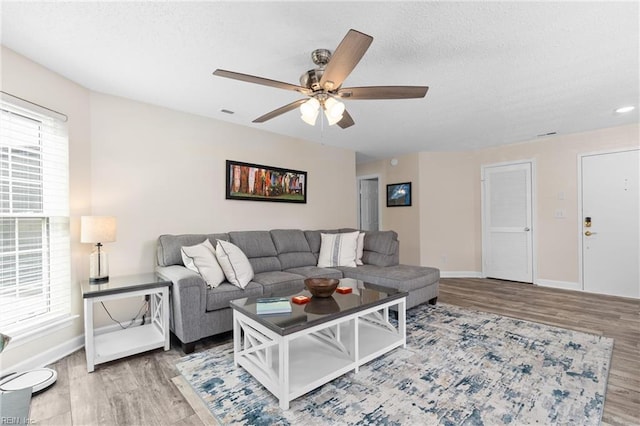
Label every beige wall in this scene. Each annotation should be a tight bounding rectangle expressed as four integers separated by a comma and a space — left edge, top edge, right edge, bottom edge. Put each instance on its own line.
365, 125, 639, 285
1, 47, 357, 371
1, 46, 92, 371
473, 125, 639, 283
356, 154, 421, 265
418, 151, 480, 273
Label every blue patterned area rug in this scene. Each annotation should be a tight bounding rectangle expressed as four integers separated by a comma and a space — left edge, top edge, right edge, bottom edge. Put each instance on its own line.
176, 303, 613, 425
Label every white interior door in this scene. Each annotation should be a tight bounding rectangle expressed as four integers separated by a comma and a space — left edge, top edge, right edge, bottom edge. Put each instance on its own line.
482, 162, 533, 283
359, 178, 379, 231
581, 149, 639, 298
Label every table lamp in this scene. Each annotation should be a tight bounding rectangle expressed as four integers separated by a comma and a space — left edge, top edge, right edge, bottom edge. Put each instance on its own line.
81, 216, 117, 283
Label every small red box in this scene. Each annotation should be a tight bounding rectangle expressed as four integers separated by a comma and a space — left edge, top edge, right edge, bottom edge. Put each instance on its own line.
336, 287, 353, 294
292, 295, 311, 304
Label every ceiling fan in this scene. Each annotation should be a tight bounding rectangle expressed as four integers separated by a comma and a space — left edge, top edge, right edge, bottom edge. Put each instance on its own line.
213, 29, 429, 129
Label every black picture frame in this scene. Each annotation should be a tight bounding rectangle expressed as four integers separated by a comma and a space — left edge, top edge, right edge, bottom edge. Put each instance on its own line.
386, 182, 412, 207
226, 160, 307, 204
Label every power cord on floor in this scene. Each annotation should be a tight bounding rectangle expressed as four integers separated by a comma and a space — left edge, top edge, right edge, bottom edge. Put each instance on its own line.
100, 298, 149, 330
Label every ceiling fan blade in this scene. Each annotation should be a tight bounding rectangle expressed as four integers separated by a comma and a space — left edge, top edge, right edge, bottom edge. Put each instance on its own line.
338, 86, 429, 100
319, 29, 373, 91
213, 69, 311, 95
253, 98, 308, 123
337, 109, 355, 129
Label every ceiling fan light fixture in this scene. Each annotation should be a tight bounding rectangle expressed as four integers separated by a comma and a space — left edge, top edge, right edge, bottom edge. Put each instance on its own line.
301, 109, 319, 125
324, 109, 343, 126
300, 97, 320, 125
324, 97, 345, 125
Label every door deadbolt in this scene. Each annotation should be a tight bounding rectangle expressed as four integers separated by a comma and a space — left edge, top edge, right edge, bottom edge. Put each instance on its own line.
584, 217, 592, 227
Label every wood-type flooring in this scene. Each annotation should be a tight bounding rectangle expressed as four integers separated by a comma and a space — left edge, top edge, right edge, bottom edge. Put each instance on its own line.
26, 278, 639, 425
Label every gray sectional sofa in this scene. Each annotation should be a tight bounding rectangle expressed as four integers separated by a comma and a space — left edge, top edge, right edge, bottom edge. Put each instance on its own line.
155, 228, 439, 353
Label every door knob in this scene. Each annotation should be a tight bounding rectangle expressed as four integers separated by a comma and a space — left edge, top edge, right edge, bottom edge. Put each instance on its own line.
524, 227, 530, 232
584, 230, 598, 236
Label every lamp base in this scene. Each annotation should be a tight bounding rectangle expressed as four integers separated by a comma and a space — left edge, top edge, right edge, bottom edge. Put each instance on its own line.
89, 245, 109, 283
89, 276, 109, 284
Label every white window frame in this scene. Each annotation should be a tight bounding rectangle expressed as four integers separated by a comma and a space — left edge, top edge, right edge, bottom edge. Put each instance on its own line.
0, 93, 72, 341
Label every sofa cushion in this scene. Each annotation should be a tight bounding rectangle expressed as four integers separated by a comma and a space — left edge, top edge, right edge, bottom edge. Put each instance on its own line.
285, 266, 343, 279
361, 231, 400, 267
216, 240, 254, 289
271, 229, 317, 269
338, 264, 439, 293
252, 271, 306, 294
318, 231, 360, 267
181, 239, 225, 288
205, 282, 263, 311
229, 231, 281, 273
157, 233, 229, 267
363, 231, 398, 255
271, 229, 311, 253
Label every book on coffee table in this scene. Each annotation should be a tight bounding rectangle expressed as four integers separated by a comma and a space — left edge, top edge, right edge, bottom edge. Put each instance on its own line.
256, 297, 292, 315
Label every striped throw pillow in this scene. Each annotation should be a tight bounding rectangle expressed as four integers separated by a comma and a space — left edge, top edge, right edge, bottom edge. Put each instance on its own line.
317, 231, 360, 268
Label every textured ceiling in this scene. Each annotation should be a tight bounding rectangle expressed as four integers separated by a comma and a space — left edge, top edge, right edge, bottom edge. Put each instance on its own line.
2, 1, 638, 163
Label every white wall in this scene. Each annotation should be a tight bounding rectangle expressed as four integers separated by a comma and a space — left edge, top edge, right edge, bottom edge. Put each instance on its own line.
0, 47, 357, 372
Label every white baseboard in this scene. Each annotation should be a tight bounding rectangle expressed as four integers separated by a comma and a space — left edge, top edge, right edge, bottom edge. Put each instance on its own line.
4, 335, 84, 375
440, 271, 483, 278
536, 279, 581, 291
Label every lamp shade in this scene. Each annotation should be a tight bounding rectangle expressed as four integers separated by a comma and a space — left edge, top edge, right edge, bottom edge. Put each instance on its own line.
81, 216, 117, 243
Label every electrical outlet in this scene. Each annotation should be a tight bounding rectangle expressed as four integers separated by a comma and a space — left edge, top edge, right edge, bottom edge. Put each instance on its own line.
554, 209, 566, 219
441, 255, 448, 265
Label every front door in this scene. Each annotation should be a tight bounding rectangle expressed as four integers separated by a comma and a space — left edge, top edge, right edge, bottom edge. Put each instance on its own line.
581, 149, 639, 298
482, 162, 534, 283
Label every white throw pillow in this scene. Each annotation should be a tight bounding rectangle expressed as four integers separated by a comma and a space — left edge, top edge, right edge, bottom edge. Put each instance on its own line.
181, 239, 225, 288
317, 231, 360, 268
215, 240, 254, 289
356, 232, 365, 266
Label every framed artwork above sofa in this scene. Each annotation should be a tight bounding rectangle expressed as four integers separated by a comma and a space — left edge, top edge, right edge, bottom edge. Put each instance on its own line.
226, 160, 307, 203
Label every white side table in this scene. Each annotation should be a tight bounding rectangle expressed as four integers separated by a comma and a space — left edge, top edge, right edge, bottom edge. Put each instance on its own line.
82, 273, 171, 372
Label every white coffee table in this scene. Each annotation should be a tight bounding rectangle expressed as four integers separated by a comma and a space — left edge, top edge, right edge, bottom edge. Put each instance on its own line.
230, 279, 406, 410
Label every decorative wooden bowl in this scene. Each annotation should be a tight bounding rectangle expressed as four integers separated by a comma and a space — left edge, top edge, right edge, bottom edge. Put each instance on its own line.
304, 278, 339, 298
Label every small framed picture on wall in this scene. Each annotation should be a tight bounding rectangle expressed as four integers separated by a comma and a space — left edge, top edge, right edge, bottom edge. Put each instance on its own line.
386, 182, 411, 207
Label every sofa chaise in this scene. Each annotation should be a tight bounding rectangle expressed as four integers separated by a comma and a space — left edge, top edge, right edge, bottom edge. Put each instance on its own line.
155, 228, 439, 353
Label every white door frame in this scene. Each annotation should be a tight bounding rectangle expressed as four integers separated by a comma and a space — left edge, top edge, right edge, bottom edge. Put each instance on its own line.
481, 159, 537, 283
577, 147, 640, 292
356, 174, 382, 230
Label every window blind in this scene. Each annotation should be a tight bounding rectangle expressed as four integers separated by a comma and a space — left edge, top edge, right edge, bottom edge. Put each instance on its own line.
0, 97, 70, 337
